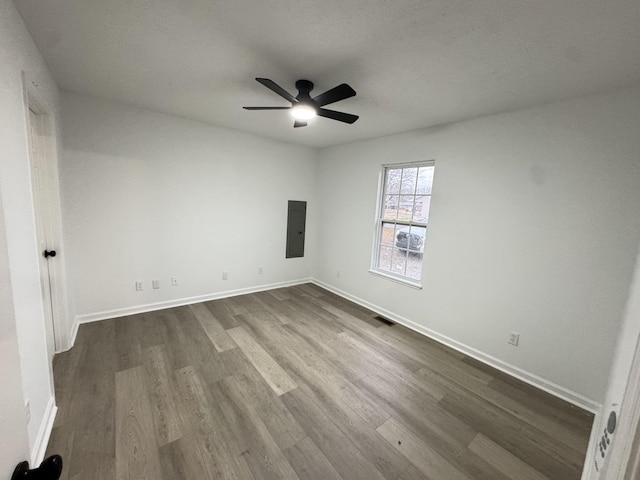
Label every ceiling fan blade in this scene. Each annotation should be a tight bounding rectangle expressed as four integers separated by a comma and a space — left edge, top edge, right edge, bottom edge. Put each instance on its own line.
312, 83, 356, 107
255, 78, 298, 104
294, 120, 307, 128
317, 108, 359, 124
243, 106, 292, 110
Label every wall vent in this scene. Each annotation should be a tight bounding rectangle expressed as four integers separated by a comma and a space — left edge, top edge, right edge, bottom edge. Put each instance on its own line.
373, 315, 395, 326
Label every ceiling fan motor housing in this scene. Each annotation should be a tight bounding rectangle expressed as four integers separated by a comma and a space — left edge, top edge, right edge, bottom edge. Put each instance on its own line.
295, 80, 315, 104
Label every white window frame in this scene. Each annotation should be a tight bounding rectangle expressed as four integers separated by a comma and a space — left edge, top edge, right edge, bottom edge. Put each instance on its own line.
369, 160, 435, 288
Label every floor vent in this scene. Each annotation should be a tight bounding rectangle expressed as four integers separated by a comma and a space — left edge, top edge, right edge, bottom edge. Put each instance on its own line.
373, 315, 395, 326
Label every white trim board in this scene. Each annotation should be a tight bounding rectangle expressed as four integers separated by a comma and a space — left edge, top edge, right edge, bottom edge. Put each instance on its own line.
311, 278, 601, 414
68, 318, 79, 352
582, 410, 604, 479
73, 278, 313, 328
31, 396, 57, 466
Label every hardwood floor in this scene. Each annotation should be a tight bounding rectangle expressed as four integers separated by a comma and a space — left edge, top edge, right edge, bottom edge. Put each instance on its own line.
47, 283, 594, 479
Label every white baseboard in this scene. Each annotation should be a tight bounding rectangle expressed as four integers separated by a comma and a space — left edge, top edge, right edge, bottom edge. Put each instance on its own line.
312, 278, 601, 414
74, 278, 313, 327
31, 396, 57, 466
70, 275, 599, 412
68, 318, 79, 351
54, 319, 77, 353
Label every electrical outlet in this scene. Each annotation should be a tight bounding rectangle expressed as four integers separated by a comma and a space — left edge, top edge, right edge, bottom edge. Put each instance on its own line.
508, 332, 520, 346
258, 266, 264, 275
25, 399, 31, 423
135, 281, 143, 291
171, 276, 178, 286
152, 279, 160, 289
222, 271, 228, 280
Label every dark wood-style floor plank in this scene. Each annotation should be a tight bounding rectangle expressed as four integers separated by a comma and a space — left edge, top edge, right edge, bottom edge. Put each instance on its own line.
158, 434, 212, 480
282, 387, 387, 480
356, 369, 479, 447
213, 377, 301, 480
142, 345, 184, 447
189, 302, 237, 352
468, 433, 550, 480
47, 283, 593, 480
115, 366, 163, 480
400, 464, 434, 480
221, 347, 307, 450
64, 321, 117, 479
439, 387, 585, 479
284, 436, 344, 480
377, 416, 473, 480
290, 375, 409, 480
203, 298, 242, 329
227, 325, 298, 396
416, 365, 589, 452
357, 373, 514, 480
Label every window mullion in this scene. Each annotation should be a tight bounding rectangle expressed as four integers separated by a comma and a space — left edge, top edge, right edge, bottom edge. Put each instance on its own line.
411, 164, 418, 228
386, 219, 426, 228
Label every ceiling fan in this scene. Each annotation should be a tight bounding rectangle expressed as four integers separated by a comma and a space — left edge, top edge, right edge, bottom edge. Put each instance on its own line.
243, 78, 359, 128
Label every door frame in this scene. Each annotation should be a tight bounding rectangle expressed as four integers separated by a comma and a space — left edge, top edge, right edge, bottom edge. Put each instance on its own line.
599, 332, 640, 479
22, 74, 71, 353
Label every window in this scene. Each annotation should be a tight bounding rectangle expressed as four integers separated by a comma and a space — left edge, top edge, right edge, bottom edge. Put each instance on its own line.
371, 161, 435, 286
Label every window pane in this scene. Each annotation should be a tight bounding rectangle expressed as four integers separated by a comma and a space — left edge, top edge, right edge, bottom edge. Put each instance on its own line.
397, 195, 414, 221
377, 246, 392, 271
380, 223, 395, 246
394, 224, 410, 251
383, 195, 399, 220
416, 166, 434, 194
409, 225, 426, 253
385, 169, 402, 194
413, 195, 431, 223
406, 254, 422, 280
400, 167, 418, 194
391, 248, 407, 275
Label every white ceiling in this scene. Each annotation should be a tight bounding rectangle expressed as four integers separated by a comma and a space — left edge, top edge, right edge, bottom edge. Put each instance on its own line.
15, 0, 640, 148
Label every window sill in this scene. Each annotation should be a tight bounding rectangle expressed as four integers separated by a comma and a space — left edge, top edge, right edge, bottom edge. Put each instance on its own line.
368, 269, 423, 289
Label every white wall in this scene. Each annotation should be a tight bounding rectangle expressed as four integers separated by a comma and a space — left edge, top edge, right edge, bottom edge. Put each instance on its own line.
316, 85, 640, 407
61, 92, 318, 321
0, 0, 59, 469
0, 187, 29, 479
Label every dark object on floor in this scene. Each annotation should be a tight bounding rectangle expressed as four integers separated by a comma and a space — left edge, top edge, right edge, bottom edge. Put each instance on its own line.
12, 455, 63, 480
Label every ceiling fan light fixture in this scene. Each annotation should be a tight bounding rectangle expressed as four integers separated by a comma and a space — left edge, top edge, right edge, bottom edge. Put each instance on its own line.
245, 78, 358, 127
291, 104, 317, 120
